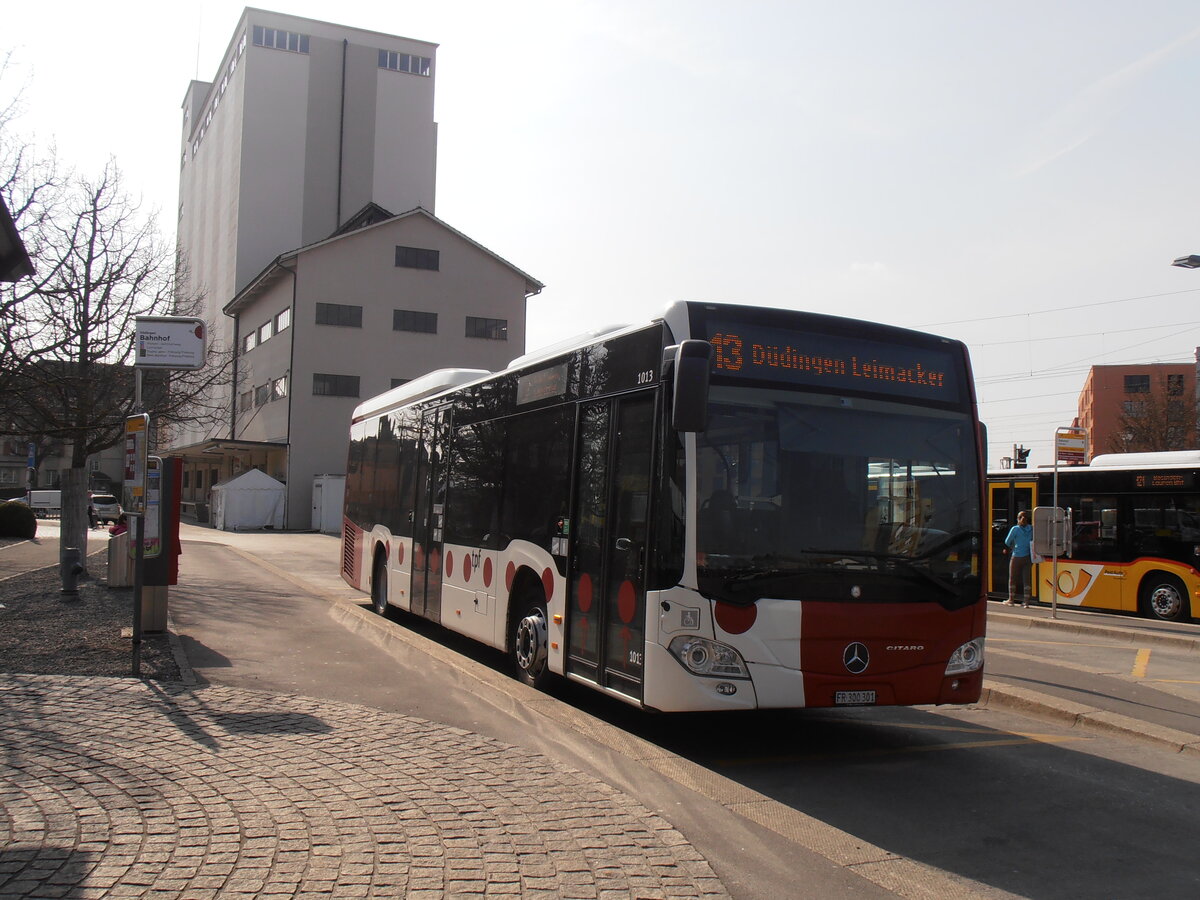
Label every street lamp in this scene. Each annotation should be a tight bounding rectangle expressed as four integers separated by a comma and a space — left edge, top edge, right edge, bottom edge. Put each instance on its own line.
1172, 254, 1200, 268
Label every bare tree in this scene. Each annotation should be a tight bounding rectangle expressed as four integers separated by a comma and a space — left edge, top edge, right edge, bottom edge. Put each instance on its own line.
1, 149, 233, 572
1108, 373, 1198, 454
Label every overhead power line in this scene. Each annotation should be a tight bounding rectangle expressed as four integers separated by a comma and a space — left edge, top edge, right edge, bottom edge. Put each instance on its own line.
923, 288, 1200, 328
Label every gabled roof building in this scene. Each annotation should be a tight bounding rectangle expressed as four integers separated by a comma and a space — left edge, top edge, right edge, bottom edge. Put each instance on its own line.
166, 206, 540, 529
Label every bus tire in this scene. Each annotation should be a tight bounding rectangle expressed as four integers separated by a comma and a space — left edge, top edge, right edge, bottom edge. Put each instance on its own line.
1139, 572, 1190, 622
372, 552, 389, 616
512, 591, 550, 689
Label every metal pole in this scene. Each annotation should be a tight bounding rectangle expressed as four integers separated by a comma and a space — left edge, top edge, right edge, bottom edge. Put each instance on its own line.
131, 514, 145, 677
1052, 427, 1061, 619
131, 367, 145, 677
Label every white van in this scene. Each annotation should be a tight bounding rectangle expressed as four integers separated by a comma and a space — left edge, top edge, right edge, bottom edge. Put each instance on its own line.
28, 490, 62, 517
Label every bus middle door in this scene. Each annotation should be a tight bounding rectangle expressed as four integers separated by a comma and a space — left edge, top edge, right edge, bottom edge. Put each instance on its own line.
412, 405, 451, 622
568, 391, 656, 701
988, 479, 1037, 598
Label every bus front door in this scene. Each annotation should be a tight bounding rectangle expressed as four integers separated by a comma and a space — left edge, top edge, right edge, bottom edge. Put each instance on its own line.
988, 480, 1036, 598
568, 392, 656, 701
412, 406, 450, 622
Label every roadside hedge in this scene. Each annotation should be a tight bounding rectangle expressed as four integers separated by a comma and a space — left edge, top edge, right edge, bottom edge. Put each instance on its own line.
0, 500, 37, 539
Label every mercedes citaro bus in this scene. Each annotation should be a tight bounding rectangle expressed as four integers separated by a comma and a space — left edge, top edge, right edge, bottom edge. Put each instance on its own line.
342, 302, 987, 711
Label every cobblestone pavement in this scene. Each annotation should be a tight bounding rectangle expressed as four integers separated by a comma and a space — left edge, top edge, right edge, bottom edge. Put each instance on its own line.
0, 675, 729, 899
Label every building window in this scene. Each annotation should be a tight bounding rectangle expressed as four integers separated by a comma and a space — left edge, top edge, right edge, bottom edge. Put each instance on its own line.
1123, 400, 1146, 416
391, 378, 411, 389
313, 373, 360, 397
1124, 375, 1150, 394
1167, 374, 1185, 396
466, 317, 507, 340
315, 302, 363, 328
272, 376, 288, 400
258, 321, 273, 343
240, 391, 253, 412
275, 308, 291, 332
255, 384, 270, 406
393, 309, 438, 333
243, 332, 257, 353
378, 50, 431, 76
253, 26, 310, 53
395, 245, 440, 271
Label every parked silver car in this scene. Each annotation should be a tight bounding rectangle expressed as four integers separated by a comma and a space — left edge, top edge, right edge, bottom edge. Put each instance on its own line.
89, 493, 122, 525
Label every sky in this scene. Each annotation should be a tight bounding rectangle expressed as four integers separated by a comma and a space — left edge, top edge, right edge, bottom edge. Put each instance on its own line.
5, 1, 1200, 469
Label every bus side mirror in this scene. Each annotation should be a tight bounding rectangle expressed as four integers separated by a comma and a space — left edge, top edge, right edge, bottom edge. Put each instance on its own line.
670, 340, 712, 433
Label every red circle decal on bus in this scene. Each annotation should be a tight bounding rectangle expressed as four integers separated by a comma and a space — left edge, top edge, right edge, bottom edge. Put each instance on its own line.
396, 543, 404, 566
506, 562, 515, 592
445, 550, 453, 577
577, 573, 593, 613
463, 554, 472, 582
484, 557, 493, 588
617, 580, 636, 624
715, 601, 757, 635
541, 568, 554, 602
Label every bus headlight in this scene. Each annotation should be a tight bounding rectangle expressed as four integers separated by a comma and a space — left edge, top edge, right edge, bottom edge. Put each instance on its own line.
668, 636, 750, 679
944, 638, 985, 676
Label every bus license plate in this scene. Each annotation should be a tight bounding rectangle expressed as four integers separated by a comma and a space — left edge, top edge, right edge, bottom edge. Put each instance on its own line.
835, 690, 876, 705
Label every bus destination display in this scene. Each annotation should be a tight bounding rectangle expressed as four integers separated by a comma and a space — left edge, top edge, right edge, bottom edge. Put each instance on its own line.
706, 321, 962, 403
1134, 471, 1194, 490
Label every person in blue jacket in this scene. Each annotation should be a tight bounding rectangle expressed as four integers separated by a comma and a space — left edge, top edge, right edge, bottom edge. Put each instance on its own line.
1003, 510, 1034, 607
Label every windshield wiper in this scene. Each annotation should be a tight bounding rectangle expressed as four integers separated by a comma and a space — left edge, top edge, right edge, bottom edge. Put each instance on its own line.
886, 557, 966, 600
913, 529, 979, 560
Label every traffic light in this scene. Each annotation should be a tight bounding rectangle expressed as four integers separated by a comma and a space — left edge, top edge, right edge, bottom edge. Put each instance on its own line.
1013, 446, 1031, 469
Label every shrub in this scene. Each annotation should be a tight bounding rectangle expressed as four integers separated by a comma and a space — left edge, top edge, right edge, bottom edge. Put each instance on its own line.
0, 501, 38, 539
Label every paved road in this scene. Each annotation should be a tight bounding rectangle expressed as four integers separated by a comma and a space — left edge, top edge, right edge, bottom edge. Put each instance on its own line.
3, 521, 1198, 899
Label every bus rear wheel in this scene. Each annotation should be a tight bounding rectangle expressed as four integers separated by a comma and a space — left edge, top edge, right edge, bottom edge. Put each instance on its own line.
1139, 573, 1190, 622
512, 596, 549, 689
372, 553, 389, 616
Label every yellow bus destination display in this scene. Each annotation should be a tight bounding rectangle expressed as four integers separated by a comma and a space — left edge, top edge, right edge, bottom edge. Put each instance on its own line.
706, 322, 962, 404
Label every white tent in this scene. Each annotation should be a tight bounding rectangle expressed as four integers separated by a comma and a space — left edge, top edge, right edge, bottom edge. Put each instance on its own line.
211, 468, 285, 531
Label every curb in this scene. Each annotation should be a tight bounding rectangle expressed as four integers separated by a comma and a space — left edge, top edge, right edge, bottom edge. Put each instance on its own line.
988, 606, 1200, 653
980, 680, 1200, 758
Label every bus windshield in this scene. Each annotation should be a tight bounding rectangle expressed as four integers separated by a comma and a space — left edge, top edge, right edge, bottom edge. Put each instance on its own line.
696, 386, 980, 608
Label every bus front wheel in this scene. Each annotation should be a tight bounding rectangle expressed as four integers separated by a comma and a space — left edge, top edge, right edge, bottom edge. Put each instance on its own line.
512, 596, 549, 689
1139, 573, 1190, 622
372, 553, 389, 616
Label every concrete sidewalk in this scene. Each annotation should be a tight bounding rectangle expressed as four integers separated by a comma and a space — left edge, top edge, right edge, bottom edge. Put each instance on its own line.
0, 674, 727, 899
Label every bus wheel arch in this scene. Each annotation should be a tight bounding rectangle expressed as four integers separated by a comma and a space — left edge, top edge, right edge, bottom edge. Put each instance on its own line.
371, 545, 389, 616
508, 568, 550, 689
1138, 571, 1191, 622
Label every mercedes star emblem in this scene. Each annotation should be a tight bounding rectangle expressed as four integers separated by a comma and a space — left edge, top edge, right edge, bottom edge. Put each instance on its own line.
843, 642, 870, 674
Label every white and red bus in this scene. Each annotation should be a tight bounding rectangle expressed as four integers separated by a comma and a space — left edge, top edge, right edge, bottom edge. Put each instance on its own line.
341, 301, 986, 711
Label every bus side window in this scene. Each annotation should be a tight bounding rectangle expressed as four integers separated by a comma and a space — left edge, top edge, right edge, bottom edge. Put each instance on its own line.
446, 420, 504, 549
500, 406, 573, 566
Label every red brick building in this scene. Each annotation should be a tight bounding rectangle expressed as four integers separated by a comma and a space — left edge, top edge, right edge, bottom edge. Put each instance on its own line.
1076, 357, 1199, 460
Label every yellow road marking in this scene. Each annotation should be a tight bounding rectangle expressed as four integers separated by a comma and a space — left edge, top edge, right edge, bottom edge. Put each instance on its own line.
1131, 648, 1151, 678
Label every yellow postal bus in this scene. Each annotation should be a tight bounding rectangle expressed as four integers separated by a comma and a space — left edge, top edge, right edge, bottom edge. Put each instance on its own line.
988, 451, 1200, 622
